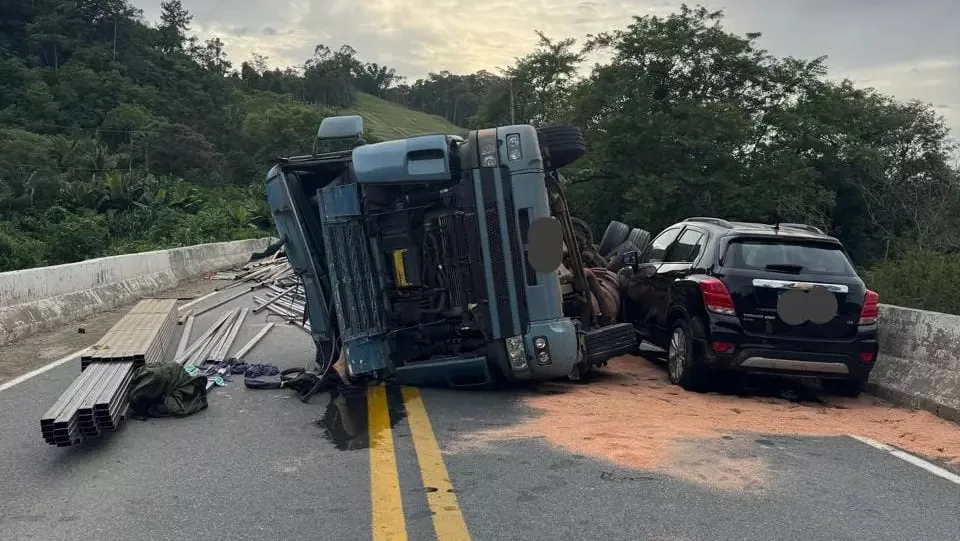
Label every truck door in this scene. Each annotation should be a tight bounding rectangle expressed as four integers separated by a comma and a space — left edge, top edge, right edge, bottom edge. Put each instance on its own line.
264, 165, 337, 347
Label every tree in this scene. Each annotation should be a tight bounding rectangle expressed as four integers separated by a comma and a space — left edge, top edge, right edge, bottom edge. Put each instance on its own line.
192, 37, 232, 75
303, 44, 360, 107
158, 0, 192, 53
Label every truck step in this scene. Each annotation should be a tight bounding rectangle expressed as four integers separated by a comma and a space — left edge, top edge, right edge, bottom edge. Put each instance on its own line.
583, 323, 638, 364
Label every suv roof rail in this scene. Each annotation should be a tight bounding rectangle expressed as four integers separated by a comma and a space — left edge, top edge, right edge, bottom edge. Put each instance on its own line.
776, 222, 825, 235
683, 216, 733, 228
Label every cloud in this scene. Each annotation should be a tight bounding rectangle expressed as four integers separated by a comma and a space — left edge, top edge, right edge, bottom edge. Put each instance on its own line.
132, 0, 960, 134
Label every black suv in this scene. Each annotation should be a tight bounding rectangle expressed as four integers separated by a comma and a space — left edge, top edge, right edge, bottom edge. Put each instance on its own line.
618, 217, 879, 397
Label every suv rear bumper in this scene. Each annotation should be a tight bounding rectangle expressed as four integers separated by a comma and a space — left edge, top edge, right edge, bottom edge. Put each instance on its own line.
705, 320, 879, 380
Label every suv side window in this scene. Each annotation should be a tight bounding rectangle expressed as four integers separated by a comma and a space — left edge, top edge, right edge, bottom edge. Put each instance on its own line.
647, 227, 683, 263
667, 229, 706, 263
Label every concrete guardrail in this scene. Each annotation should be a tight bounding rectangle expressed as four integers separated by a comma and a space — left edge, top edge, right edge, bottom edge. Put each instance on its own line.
869, 304, 960, 423
0, 237, 276, 345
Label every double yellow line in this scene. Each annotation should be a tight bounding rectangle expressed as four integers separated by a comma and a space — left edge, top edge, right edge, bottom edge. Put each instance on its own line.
368, 385, 472, 541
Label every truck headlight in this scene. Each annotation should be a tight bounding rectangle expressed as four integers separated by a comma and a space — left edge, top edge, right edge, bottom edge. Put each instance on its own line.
533, 335, 551, 366
506, 133, 522, 161
478, 128, 498, 168
505, 335, 528, 371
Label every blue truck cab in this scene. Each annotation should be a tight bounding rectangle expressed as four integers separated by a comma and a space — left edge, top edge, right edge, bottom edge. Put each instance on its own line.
265, 116, 637, 387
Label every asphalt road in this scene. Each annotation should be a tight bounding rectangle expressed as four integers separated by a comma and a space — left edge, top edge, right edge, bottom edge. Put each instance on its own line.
1, 290, 958, 541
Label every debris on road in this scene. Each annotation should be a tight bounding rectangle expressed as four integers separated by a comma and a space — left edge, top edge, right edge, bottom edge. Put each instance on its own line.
40, 299, 178, 446
128, 361, 209, 418
448, 356, 960, 490
175, 251, 307, 332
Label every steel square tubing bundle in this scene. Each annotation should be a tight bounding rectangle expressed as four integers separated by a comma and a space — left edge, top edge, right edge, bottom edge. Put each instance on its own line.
41, 363, 102, 445
76, 360, 136, 435
42, 363, 108, 446
42, 299, 177, 446
81, 299, 177, 369
92, 361, 135, 431
77, 362, 127, 437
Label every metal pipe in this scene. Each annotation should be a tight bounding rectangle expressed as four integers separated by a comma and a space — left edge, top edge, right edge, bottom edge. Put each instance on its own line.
178, 289, 221, 313
175, 315, 195, 359
257, 302, 311, 333
214, 308, 248, 363
253, 285, 296, 314
192, 287, 254, 317
233, 323, 275, 360
175, 311, 233, 364
193, 310, 238, 366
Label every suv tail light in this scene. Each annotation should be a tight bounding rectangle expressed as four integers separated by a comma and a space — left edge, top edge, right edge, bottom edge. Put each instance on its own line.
858, 289, 879, 325
700, 278, 736, 316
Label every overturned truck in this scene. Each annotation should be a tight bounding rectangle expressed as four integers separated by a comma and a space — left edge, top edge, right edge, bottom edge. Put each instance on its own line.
265, 116, 642, 387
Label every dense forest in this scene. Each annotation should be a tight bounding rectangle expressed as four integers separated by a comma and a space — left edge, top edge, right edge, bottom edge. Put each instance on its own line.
1, 2, 958, 312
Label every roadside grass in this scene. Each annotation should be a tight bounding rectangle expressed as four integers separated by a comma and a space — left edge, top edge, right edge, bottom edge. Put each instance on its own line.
346, 93, 467, 141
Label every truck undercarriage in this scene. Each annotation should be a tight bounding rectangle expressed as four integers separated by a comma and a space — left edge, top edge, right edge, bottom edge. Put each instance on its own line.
265, 118, 640, 387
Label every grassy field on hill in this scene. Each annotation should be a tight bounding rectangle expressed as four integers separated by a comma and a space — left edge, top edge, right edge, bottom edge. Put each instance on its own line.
347, 93, 467, 141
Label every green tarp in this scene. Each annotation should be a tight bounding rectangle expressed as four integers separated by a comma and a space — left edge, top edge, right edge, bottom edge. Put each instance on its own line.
128, 363, 208, 419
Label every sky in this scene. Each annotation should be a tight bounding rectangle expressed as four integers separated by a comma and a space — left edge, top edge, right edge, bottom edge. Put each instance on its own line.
132, 0, 960, 135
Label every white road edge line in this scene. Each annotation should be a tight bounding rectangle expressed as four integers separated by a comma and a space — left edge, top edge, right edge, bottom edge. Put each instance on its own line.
849, 435, 960, 486
0, 347, 89, 393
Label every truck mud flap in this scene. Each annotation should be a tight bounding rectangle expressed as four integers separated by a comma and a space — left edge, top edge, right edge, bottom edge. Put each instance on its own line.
583, 323, 638, 365
393, 356, 495, 389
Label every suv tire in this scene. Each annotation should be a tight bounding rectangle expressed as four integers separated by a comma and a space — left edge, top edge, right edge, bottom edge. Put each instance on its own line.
821, 377, 868, 398
537, 125, 586, 169
667, 318, 708, 392
599, 220, 630, 256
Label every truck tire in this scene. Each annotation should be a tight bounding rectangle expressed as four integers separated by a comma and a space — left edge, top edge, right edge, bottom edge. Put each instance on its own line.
606, 240, 639, 272
571, 216, 594, 247
599, 220, 630, 257
626, 228, 651, 256
537, 125, 586, 170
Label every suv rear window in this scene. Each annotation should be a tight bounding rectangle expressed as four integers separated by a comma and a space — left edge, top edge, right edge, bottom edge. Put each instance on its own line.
723, 239, 855, 275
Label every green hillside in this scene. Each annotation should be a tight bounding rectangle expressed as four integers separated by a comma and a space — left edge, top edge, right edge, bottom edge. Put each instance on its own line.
347, 93, 467, 141
0, 2, 473, 272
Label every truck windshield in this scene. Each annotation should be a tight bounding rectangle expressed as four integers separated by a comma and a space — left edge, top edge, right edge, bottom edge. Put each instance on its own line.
724, 239, 855, 275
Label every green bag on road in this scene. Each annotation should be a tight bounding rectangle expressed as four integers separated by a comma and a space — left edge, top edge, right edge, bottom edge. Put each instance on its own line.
128, 362, 209, 419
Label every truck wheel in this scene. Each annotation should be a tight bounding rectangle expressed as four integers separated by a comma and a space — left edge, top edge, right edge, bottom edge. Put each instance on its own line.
537, 125, 586, 169
606, 240, 639, 272
667, 318, 708, 392
599, 221, 630, 256
571, 216, 594, 247
821, 377, 868, 398
626, 228, 651, 256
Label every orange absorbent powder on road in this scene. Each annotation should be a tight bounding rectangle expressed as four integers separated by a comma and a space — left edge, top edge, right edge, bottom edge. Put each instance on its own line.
449, 356, 960, 491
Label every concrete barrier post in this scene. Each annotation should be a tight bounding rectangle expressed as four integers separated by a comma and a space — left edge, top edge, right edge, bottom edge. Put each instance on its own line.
870, 304, 960, 423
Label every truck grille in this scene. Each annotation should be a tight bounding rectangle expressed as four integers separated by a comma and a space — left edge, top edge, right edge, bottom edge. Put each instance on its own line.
479, 168, 529, 338
437, 211, 486, 308
323, 220, 385, 340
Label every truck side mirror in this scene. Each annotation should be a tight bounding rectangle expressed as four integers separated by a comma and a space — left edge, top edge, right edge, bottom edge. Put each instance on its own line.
621, 250, 639, 267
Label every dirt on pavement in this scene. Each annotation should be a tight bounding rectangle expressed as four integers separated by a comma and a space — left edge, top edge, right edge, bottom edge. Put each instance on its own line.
451, 356, 960, 491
